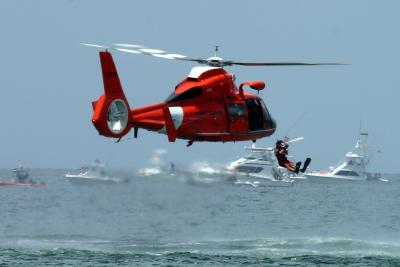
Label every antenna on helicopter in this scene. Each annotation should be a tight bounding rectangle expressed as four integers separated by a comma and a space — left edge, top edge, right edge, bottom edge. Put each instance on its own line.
214, 45, 219, 57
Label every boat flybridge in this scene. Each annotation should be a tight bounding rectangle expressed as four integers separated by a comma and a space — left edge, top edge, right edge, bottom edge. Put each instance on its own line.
305, 133, 387, 182
225, 139, 306, 187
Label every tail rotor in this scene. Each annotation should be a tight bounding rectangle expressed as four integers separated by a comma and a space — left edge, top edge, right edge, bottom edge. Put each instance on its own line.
91, 51, 131, 138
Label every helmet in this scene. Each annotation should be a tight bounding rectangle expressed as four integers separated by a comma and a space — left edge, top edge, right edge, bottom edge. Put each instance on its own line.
276, 140, 288, 149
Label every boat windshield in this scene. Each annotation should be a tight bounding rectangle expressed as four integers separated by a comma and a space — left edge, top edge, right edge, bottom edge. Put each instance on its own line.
347, 158, 364, 166
236, 166, 263, 173
335, 170, 360, 176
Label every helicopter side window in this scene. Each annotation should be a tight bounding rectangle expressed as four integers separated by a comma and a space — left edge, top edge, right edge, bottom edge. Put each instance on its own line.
166, 86, 202, 103
228, 103, 246, 118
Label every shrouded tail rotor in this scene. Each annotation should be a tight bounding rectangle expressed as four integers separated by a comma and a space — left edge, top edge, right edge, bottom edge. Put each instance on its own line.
107, 99, 129, 134
91, 51, 131, 138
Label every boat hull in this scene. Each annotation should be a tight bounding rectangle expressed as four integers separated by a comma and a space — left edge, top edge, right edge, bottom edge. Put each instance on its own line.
64, 174, 125, 184
305, 172, 389, 183
0, 181, 46, 186
305, 173, 367, 183
232, 173, 294, 187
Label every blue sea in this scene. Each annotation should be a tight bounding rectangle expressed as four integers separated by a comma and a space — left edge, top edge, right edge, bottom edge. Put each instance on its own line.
0, 169, 399, 266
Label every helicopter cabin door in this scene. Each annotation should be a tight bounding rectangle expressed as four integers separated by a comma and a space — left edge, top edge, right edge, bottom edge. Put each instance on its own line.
227, 101, 248, 133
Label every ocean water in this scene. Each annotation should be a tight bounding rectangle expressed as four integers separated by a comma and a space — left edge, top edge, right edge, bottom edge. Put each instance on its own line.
0, 169, 400, 266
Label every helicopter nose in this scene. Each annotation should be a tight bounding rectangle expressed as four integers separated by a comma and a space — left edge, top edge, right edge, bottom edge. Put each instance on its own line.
270, 117, 277, 134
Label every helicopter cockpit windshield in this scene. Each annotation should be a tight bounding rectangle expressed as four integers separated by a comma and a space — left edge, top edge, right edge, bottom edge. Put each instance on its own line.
260, 100, 275, 129
165, 86, 203, 103
245, 99, 275, 131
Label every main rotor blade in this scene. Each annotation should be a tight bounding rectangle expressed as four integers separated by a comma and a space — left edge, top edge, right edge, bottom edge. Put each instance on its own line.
82, 43, 346, 67
226, 61, 346, 66
112, 43, 206, 63
81, 43, 110, 49
113, 43, 144, 49
82, 43, 201, 62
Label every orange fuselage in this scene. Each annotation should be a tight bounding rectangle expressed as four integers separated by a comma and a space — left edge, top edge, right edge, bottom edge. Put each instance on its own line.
91, 51, 276, 143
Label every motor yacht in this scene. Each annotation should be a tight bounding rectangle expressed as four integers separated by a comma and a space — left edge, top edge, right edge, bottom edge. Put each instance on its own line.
305, 133, 388, 182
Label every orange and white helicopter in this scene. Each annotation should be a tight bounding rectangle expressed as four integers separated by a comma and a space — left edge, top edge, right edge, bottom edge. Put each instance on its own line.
82, 43, 339, 146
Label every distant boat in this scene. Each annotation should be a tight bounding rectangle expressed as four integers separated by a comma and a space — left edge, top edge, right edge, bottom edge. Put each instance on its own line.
305, 133, 388, 182
65, 160, 127, 184
137, 149, 173, 177
137, 145, 305, 187
0, 166, 46, 186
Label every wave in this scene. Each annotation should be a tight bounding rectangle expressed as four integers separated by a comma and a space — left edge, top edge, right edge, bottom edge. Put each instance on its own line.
0, 248, 398, 267
2, 236, 400, 257
1, 237, 400, 267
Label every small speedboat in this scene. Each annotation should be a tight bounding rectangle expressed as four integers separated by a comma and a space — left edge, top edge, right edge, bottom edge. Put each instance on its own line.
65, 160, 126, 184
305, 133, 388, 183
0, 166, 46, 186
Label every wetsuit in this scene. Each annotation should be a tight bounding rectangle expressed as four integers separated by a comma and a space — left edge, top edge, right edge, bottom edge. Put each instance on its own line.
274, 140, 297, 172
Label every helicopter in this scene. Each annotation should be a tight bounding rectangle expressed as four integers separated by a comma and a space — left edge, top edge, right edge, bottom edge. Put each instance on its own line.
82, 43, 340, 146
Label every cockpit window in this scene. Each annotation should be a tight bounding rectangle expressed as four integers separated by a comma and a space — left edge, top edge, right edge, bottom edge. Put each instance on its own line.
166, 86, 202, 103
246, 99, 264, 131
259, 100, 272, 122
228, 103, 246, 118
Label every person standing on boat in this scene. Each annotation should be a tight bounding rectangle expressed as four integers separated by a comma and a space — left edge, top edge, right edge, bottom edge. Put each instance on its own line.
274, 140, 300, 173
13, 165, 30, 183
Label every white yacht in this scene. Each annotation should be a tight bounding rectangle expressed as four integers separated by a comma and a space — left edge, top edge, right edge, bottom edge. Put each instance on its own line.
225, 141, 307, 187
65, 160, 126, 184
305, 133, 387, 182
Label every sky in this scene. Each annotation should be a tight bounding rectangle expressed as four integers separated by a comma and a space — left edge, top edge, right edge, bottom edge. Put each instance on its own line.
0, 0, 399, 172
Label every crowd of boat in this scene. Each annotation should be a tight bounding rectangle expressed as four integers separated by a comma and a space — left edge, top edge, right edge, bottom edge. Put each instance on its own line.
0, 133, 390, 187
137, 132, 389, 187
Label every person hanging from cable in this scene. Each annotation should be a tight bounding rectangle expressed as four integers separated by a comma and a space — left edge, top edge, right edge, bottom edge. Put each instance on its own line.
274, 139, 301, 173
274, 137, 311, 174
